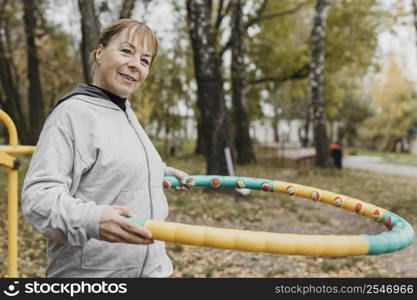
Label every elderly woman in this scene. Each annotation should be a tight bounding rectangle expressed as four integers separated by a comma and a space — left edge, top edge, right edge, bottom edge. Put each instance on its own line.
22, 19, 187, 278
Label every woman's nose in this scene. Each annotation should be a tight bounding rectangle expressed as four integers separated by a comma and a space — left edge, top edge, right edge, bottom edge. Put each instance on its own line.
127, 58, 140, 72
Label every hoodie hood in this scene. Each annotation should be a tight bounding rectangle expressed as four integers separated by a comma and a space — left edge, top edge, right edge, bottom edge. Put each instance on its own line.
49, 84, 127, 114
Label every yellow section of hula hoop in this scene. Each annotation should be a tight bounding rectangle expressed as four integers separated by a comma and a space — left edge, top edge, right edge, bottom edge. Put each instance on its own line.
272, 181, 389, 222
145, 220, 369, 256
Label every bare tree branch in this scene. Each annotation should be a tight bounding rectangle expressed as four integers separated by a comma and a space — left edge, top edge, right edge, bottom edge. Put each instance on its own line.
119, 0, 137, 19
220, 0, 309, 57
249, 63, 310, 85
244, 0, 269, 30
215, 0, 224, 29
215, 0, 232, 30
219, 0, 268, 56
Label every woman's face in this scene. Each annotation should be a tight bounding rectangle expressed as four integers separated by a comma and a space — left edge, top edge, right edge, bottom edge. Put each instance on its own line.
93, 29, 153, 98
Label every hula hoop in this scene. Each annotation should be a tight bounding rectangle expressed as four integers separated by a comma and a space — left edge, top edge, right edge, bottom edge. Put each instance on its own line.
126, 175, 415, 256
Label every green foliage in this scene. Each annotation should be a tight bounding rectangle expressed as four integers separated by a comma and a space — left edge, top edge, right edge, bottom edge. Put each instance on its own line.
130, 7, 195, 154
1, 0, 401, 151
245, 0, 393, 140
326, 0, 388, 76
37, 24, 83, 110
0, 0, 82, 111
359, 54, 417, 151
246, 0, 311, 119
333, 78, 373, 146
323, 0, 392, 124
277, 79, 310, 121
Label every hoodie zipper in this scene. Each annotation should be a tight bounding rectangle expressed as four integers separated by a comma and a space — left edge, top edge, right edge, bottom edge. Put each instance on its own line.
124, 111, 153, 277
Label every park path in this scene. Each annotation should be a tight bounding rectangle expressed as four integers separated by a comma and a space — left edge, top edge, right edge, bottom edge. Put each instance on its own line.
344, 155, 417, 178
265, 146, 417, 178
343, 155, 417, 276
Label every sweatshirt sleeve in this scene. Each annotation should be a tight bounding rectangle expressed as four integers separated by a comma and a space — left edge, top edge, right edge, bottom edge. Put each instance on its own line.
21, 124, 105, 246
163, 163, 175, 176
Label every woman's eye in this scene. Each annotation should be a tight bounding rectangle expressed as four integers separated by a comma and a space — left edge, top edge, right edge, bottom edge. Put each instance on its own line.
121, 48, 132, 54
141, 59, 150, 65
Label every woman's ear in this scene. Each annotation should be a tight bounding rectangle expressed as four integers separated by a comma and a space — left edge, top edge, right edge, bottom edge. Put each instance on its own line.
95, 44, 104, 64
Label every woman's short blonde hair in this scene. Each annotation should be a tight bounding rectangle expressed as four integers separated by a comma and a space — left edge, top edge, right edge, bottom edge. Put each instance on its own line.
90, 19, 158, 79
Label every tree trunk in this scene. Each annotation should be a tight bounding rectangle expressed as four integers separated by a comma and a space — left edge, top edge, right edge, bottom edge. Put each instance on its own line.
194, 118, 205, 155
302, 106, 311, 147
120, 0, 137, 19
78, 0, 100, 83
273, 105, 280, 143
231, 0, 256, 165
413, 1, 417, 59
186, 0, 230, 175
23, 0, 45, 144
309, 0, 330, 167
0, 34, 31, 144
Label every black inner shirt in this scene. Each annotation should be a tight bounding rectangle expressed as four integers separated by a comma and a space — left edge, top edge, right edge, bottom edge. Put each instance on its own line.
87, 84, 126, 111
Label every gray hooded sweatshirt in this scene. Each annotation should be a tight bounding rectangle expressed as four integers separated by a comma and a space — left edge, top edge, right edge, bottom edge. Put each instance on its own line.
21, 94, 173, 277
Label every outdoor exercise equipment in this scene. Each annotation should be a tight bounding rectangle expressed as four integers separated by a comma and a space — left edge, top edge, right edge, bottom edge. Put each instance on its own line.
127, 175, 415, 256
0, 110, 36, 277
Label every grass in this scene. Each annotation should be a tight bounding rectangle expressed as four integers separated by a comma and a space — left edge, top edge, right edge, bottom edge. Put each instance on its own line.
265, 267, 288, 277
321, 261, 337, 273
168, 243, 184, 253
1, 150, 416, 277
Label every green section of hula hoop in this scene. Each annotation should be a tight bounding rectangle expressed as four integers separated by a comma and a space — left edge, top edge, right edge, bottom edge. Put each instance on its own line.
164, 175, 274, 191
125, 216, 146, 227
361, 213, 415, 255
163, 175, 415, 255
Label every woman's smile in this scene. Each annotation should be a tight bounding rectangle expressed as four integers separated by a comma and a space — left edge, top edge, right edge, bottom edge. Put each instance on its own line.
119, 72, 137, 84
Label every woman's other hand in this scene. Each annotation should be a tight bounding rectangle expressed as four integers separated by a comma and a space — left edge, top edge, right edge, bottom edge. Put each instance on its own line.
172, 168, 189, 191
99, 205, 153, 244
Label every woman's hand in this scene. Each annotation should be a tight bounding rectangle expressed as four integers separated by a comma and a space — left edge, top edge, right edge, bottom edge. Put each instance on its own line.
99, 205, 153, 244
172, 168, 190, 191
